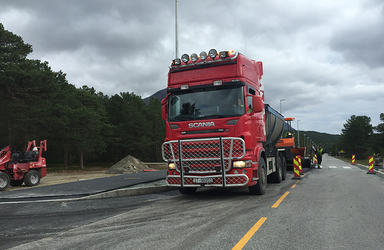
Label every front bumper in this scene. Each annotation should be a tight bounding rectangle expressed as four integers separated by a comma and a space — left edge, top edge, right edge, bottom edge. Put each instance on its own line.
167, 174, 249, 187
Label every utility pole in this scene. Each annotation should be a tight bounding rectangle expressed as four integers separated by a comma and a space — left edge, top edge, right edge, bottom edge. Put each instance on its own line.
175, 0, 179, 58
279, 99, 286, 114
297, 120, 301, 147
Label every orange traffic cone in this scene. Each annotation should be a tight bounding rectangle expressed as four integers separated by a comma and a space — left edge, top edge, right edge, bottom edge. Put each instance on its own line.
352, 154, 356, 165
367, 156, 375, 174
293, 156, 301, 179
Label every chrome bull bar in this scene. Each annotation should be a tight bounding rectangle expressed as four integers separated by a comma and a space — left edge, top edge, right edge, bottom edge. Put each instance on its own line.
162, 137, 246, 188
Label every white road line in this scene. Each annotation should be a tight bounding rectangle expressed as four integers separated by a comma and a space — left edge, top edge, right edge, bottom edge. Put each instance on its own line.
329, 166, 337, 169
343, 166, 352, 169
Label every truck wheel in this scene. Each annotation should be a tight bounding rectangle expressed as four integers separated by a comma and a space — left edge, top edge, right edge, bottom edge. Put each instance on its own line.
0, 172, 10, 191
249, 158, 267, 195
10, 180, 24, 186
179, 187, 197, 195
281, 156, 287, 181
270, 156, 283, 183
24, 170, 41, 186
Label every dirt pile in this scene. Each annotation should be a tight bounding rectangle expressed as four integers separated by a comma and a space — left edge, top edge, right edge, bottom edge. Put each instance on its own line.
106, 155, 150, 174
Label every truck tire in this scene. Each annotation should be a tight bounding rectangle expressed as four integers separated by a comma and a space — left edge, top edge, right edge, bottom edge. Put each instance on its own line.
10, 180, 24, 186
249, 158, 267, 195
179, 187, 197, 194
271, 155, 283, 183
24, 170, 41, 186
281, 156, 287, 181
0, 172, 10, 191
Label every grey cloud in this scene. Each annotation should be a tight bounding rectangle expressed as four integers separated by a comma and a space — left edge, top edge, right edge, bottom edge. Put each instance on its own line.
1, 0, 384, 134
1, 0, 172, 59
330, 3, 384, 68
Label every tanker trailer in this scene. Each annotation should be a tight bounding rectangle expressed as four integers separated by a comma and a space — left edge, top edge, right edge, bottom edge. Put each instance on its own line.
263, 104, 287, 183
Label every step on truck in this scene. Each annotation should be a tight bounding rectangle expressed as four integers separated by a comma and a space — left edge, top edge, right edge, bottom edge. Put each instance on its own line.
161, 50, 289, 194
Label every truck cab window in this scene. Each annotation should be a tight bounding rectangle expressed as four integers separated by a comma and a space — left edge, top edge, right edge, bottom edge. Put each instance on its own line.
247, 96, 253, 113
168, 86, 245, 121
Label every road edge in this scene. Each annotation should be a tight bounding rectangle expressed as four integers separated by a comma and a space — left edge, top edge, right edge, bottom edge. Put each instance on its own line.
354, 163, 384, 177
80, 185, 177, 200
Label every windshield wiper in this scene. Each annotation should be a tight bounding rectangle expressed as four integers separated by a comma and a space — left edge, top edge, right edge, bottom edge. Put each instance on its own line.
198, 115, 230, 119
172, 116, 193, 121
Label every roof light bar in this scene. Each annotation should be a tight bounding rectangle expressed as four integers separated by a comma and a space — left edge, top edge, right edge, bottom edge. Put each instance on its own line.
200, 51, 207, 60
181, 54, 189, 63
219, 51, 228, 58
208, 49, 218, 59
173, 58, 181, 65
171, 50, 237, 66
228, 50, 236, 56
191, 53, 198, 62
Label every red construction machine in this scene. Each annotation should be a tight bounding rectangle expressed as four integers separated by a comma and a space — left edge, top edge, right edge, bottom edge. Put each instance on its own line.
0, 140, 47, 191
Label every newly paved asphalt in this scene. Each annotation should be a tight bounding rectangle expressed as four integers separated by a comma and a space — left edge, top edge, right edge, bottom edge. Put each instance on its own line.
0, 170, 166, 201
1, 155, 384, 250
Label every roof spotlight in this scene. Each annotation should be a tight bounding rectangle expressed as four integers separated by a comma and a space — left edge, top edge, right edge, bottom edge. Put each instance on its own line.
199, 51, 207, 60
219, 51, 228, 59
191, 53, 198, 62
173, 58, 181, 65
208, 49, 217, 59
228, 49, 236, 56
181, 54, 190, 63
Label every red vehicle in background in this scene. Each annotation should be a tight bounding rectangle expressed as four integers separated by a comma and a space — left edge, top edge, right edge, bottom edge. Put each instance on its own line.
161, 50, 290, 195
0, 140, 47, 191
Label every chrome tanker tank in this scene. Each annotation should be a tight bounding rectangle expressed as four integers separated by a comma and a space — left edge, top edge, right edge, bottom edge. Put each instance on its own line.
264, 104, 285, 147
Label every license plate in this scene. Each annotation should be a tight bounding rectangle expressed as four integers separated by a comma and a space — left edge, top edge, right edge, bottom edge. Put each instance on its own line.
194, 177, 214, 184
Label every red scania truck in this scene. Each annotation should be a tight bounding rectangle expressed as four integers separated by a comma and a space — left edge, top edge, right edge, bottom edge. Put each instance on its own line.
161, 49, 288, 195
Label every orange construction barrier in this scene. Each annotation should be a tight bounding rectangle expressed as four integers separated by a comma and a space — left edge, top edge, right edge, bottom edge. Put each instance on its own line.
367, 156, 375, 174
352, 154, 356, 165
314, 154, 318, 166
293, 156, 301, 178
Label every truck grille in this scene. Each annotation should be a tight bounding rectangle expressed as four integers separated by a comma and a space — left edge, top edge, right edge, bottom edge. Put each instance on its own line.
162, 137, 245, 174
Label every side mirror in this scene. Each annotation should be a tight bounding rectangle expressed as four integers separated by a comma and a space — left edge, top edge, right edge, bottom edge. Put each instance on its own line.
253, 97, 264, 113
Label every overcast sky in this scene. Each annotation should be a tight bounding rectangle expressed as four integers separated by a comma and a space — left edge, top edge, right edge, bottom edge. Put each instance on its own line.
1, 0, 383, 134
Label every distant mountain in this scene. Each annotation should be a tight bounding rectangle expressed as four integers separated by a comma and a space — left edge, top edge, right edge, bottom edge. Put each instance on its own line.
143, 88, 166, 103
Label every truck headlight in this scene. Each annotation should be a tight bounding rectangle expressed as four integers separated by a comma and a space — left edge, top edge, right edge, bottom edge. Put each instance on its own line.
168, 163, 176, 170
233, 160, 251, 168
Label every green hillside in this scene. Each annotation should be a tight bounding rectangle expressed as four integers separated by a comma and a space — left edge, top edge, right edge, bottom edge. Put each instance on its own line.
301, 131, 341, 153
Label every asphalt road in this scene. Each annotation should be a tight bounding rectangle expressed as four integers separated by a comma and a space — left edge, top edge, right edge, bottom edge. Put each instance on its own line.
1, 155, 384, 250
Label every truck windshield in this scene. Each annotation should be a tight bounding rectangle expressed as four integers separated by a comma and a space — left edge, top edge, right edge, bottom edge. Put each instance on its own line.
168, 86, 245, 121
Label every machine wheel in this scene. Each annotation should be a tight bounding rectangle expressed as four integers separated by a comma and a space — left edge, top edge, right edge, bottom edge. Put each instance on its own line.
281, 156, 287, 181
0, 172, 11, 191
179, 187, 197, 195
10, 180, 24, 186
249, 158, 267, 195
270, 155, 283, 183
24, 170, 41, 186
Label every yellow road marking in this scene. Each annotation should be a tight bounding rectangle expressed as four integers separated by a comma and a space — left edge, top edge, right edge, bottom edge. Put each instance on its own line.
232, 217, 267, 250
272, 191, 290, 208
291, 184, 296, 189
